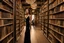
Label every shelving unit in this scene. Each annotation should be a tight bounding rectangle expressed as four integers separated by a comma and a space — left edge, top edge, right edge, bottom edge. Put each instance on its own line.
0, 0, 25, 43
41, 1, 48, 37
0, 0, 13, 43
38, 12, 42, 27
41, 0, 64, 43
13, 0, 25, 42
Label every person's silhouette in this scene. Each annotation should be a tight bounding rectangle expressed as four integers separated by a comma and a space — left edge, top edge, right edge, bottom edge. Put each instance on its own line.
24, 16, 31, 43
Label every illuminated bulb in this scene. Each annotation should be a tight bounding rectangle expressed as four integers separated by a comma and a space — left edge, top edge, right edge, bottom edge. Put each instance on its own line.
31, 3, 37, 9
26, 0, 36, 4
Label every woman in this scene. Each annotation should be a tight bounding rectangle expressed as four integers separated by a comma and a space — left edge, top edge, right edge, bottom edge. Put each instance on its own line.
24, 16, 31, 43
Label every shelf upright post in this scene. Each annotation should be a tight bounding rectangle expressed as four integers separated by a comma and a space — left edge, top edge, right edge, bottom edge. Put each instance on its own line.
41, 16, 42, 30
19, 19, 20, 35
47, 0, 49, 37
13, 0, 16, 43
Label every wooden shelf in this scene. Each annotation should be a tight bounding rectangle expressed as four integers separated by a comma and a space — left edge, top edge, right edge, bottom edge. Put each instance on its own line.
2, 0, 13, 8
16, 28, 19, 31
17, 36, 20, 41
7, 37, 14, 43
49, 2, 64, 10
49, 23, 64, 28
49, 27, 64, 36
0, 23, 13, 27
0, 0, 25, 43
50, 11, 64, 15
48, 38, 52, 43
41, 0, 64, 43
9, 0, 13, 4
51, 32, 62, 43
0, 31, 13, 41
49, 18, 64, 20
0, 7, 12, 13
49, 0, 55, 5
0, 18, 13, 20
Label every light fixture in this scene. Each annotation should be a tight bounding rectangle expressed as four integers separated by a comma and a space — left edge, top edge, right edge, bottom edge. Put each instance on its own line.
31, 3, 37, 9
26, 0, 36, 4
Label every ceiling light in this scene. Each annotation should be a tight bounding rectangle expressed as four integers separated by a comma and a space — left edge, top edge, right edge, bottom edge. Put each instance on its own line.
26, 0, 36, 4
31, 3, 37, 9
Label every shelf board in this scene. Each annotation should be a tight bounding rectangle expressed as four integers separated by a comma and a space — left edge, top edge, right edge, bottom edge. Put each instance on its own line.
17, 36, 20, 41
9, 0, 13, 4
16, 28, 19, 31
49, 28, 64, 36
49, 0, 55, 5
16, 9, 22, 14
43, 33, 47, 38
50, 11, 64, 15
20, 27, 24, 32
48, 38, 52, 43
2, 0, 13, 8
42, 7, 48, 11
0, 31, 13, 41
0, 7, 12, 13
42, 10, 48, 14
20, 29, 22, 32
0, 23, 13, 27
7, 37, 14, 43
16, 31, 20, 35
49, 23, 64, 28
5, 23, 13, 26
44, 30, 47, 33
48, 33, 53, 38
49, 18, 64, 20
49, 2, 64, 10
51, 32, 62, 43
0, 18, 13, 20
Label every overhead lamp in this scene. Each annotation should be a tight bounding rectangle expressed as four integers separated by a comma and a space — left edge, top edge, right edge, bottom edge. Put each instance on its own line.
31, 3, 37, 9
26, 0, 36, 4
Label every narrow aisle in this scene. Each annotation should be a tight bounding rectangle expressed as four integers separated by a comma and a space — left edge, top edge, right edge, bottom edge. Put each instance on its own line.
31, 26, 50, 43
17, 26, 26, 43
18, 26, 50, 43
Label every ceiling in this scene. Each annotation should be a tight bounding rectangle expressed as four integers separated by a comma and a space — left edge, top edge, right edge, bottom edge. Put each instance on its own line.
21, 0, 47, 9
21, 0, 47, 15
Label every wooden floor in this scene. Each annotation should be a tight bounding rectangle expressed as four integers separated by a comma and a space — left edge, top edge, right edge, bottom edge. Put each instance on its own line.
17, 26, 50, 43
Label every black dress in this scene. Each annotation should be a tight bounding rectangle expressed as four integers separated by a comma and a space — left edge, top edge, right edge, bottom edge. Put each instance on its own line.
24, 17, 31, 43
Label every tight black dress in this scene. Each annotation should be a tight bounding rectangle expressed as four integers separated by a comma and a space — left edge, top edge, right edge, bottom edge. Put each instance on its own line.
24, 17, 31, 43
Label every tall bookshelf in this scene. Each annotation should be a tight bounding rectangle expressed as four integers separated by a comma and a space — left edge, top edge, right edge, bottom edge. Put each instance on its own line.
41, 1, 48, 37
0, 0, 13, 43
41, 0, 64, 43
0, 0, 25, 43
38, 13, 42, 27
16, 0, 25, 41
